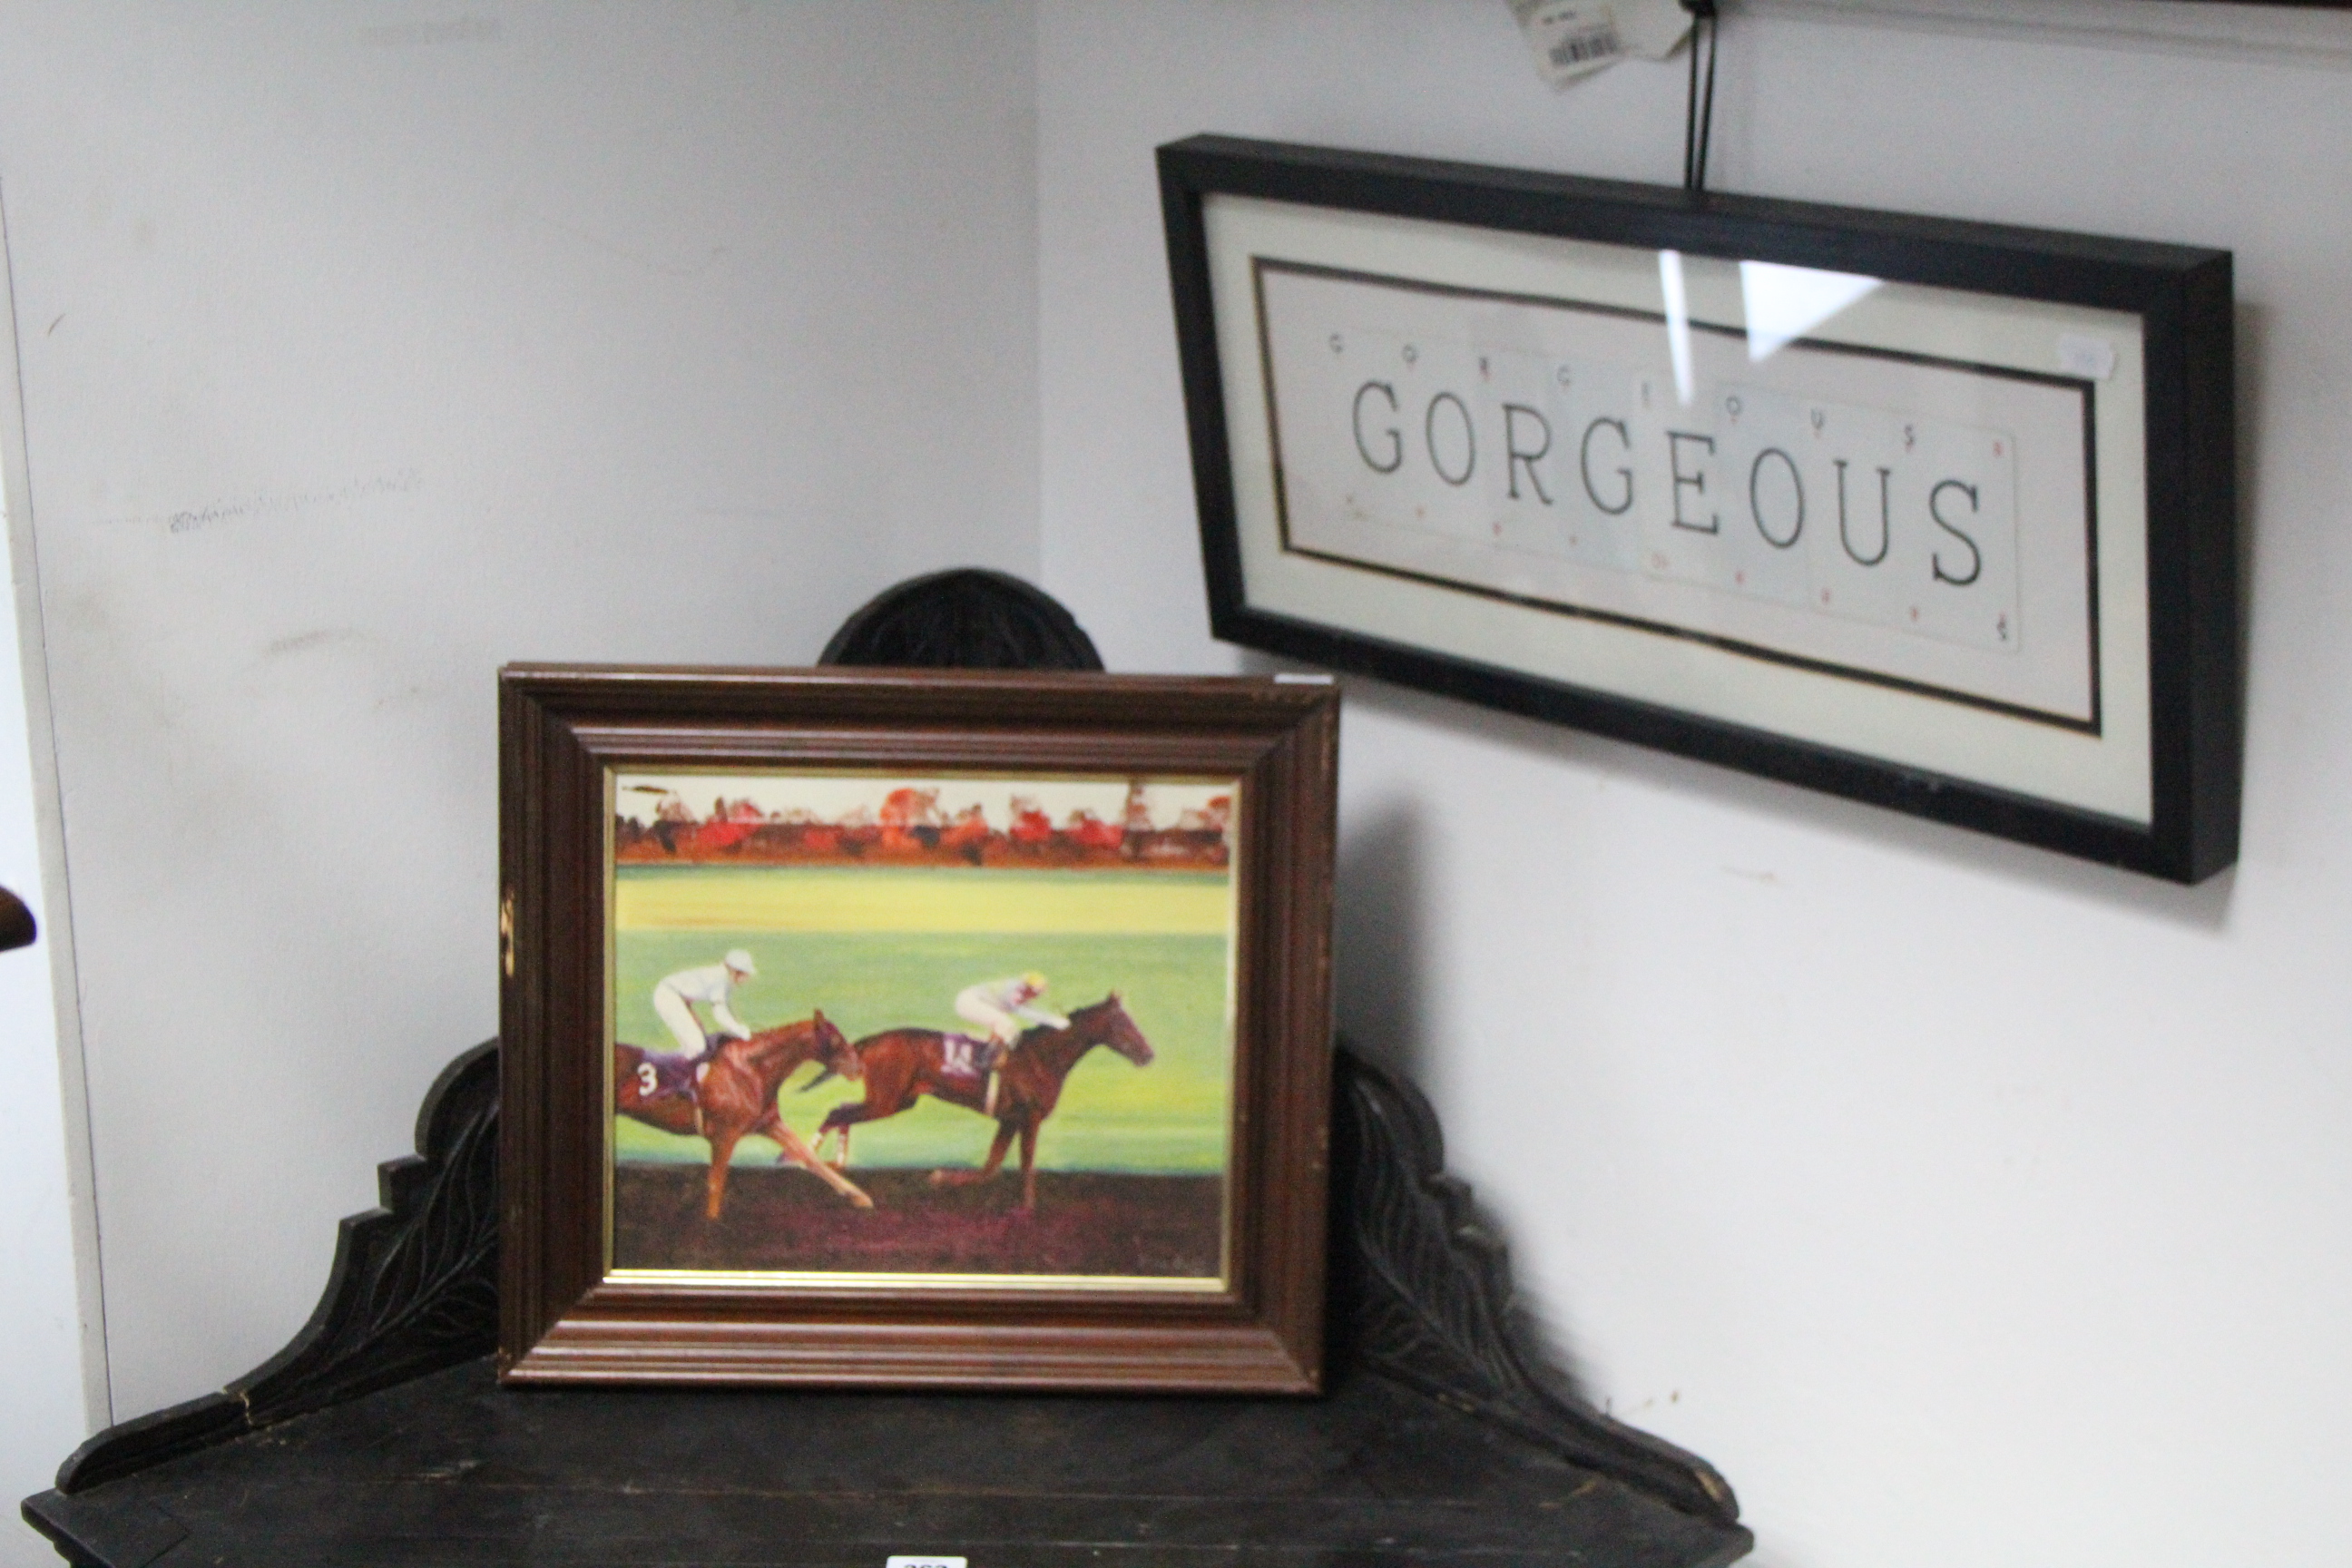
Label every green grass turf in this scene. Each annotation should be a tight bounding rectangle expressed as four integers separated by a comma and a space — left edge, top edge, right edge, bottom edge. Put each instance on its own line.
611, 867, 1233, 1173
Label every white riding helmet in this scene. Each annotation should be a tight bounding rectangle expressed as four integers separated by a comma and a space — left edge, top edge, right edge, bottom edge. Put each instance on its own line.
725, 948, 757, 976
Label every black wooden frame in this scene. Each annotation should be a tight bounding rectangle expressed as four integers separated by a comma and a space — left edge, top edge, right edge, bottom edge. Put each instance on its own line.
1160, 134, 2239, 883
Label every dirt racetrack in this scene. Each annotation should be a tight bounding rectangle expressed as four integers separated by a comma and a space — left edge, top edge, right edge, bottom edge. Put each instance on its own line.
612, 1165, 1224, 1278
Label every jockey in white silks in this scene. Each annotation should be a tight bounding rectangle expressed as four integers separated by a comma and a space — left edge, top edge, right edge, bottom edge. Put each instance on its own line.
956, 971, 1070, 1117
647, 950, 758, 1099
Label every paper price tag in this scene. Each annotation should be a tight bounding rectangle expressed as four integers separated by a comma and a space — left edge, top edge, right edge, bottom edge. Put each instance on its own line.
1509, 0, 1691, 84
1510, 0, 1624, 83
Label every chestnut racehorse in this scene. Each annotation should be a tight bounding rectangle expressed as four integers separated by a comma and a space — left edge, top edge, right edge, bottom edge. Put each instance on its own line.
615, 1012, 873, 1219
811, 994, 1153, 1211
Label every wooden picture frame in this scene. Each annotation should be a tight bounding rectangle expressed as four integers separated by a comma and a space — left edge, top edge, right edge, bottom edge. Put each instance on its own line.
1160, 134, 2239, 882
497, 665, 1339, 1391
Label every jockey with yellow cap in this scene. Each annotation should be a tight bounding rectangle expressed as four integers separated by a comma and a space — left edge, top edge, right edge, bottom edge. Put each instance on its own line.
956, 971, 1070, 1116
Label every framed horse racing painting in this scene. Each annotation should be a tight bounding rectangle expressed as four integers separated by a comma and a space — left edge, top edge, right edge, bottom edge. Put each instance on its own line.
497, 664, 1339, 1392
1160, 135, 2239, 882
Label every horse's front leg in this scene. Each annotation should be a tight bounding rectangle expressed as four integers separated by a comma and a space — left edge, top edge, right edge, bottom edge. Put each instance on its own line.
704, 1125, 743, 1220
817, 1058, 912, 1163
756, 1109, 873, 1209
931, 1121, 1015, 1188
818, 1100, 891, 1169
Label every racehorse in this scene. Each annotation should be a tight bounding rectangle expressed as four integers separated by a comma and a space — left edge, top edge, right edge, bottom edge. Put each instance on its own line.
811, 994, 1153, 1211
614, 1011, 874, 1220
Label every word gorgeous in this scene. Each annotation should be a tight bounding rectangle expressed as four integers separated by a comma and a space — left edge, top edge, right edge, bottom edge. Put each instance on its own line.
1254, 263, 2102, 689
1340, 359, 2016, 651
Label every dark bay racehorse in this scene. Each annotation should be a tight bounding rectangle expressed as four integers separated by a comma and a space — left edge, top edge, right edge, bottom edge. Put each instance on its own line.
615, 1012, 873, 1220
812, 994, 1154, 1211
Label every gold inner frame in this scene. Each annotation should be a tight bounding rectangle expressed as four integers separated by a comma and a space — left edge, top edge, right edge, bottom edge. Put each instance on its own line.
598, 763, 1246, 1294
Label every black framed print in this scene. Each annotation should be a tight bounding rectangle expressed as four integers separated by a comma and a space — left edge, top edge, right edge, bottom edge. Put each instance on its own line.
1160, 135, 2238, 882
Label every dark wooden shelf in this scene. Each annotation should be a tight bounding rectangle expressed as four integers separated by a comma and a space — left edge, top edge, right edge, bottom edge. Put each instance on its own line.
23, 1044, 1750, 1568
29, 1353, 1747, 1568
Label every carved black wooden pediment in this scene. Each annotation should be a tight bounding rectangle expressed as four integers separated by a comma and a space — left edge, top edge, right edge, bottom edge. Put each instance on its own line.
1333, 1047, 1738, 1524
55, 1042, 501, 1494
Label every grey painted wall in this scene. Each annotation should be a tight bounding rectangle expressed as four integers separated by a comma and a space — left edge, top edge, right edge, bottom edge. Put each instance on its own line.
1035, 5, 2352, 1567
0, 1, 1040, 1428
8, 5, 2352, 1568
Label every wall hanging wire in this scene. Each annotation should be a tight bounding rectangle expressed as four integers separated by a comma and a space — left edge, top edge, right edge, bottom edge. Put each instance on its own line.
1681, 0, 1720, 191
